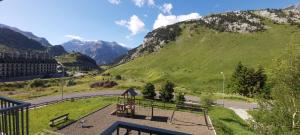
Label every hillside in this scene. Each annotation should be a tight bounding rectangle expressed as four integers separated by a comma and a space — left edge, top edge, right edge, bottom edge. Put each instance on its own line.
0, 28, 47, 52
56, 52, 100, 71
0, 23, 52, 47
0, 26, 67, 56
62, 39, 129, 65
109, 9, 300, 94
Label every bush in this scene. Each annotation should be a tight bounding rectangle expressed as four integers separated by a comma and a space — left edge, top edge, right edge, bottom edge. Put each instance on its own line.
115, 75, 122, 80
29, 79, 47, 88
159, 81, 175, 102
90, 81, 118, 88
175, 92, 186, 104
201, 91, 214, 108
142, 83, 156, 99
66, 79, 76, 87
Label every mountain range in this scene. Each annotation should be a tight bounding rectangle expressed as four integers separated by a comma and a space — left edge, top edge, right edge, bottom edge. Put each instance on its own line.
0, 23, 128, 66
0, 23, 67, 56
0, 24, 52, 47
62, 39, 129, 65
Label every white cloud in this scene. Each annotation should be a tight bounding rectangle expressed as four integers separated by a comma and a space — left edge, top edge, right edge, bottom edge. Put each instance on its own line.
132, 0, 155, 7
115, 20, 127, 26
153, 13, 202, 29
161, 3, 173, 14
108, 0, 121, 5
115, 15, 145, 36
65, 35, 84, 40
132, 0, 145, 7
147, 0, 155, 6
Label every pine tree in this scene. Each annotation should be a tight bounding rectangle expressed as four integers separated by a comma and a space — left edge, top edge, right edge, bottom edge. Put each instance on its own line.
159, 81, 175, 102
142, 83, 156, 99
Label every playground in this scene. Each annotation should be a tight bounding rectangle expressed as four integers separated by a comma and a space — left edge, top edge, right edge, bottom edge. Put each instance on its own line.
58, 104, 215, 135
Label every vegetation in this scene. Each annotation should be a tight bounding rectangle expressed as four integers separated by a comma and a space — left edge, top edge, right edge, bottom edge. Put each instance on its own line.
108, 21, 300, 95
115, 75, 122, 80
209, 106, 258, 135
175, 92, 186, 103
66, 79, 76, 87
141, 83, 156, 99
229, 62, 268, 97
55, 52, 100, 71
200, 91, 215, 108
159, 81, 175, 102
251, 46, 300, 134
30, 97, 115, 134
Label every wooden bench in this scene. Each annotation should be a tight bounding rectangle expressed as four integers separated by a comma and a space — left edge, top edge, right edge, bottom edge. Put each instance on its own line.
49, 113, 69, 127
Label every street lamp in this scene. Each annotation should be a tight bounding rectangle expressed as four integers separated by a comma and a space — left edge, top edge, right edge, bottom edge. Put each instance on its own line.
61, 66, 65, 100
220, 72, 225, 106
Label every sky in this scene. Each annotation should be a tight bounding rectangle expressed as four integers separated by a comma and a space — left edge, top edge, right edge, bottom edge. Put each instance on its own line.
0, 0, 299, 48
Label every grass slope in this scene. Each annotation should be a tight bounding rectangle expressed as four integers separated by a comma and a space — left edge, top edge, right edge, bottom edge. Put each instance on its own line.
109, 21, 300, 94
29, 97, 115, 134
209, 106, 257, 135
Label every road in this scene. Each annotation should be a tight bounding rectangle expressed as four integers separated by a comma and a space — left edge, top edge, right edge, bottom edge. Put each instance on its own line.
26, 90, 257, 110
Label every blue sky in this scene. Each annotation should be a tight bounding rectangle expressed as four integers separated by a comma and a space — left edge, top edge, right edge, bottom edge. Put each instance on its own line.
0, 0, 299, 48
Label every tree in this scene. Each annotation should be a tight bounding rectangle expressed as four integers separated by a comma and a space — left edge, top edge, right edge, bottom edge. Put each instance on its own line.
176, 92, 186, 104
230, 62, 267, 97
159, 81, 175, 102
252, 45, 300, 134
142, 83, 156, 99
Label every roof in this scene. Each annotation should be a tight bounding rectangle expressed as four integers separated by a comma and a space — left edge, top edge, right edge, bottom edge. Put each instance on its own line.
121, 88, 138, 96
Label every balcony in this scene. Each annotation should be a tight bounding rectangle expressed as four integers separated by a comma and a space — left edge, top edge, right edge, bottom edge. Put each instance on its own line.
0, 96, 31, 135
101, 121, 191, 135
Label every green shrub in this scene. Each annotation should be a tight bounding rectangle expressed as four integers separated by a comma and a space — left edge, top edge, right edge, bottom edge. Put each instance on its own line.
159, 81, 175, 102
201, 92, 214, 108
115, 75, 122, 80
142, 83, 156, 99
175, 92, 186, 104
29, 79, 47, 88
66, 79, 76, 87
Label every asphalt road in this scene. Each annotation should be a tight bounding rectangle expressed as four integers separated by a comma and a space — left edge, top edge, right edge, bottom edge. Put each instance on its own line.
26, 90, 258, 110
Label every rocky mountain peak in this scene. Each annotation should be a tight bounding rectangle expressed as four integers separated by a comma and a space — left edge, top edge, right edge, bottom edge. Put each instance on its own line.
117, 6, 300, 64
62, 39, 129, 65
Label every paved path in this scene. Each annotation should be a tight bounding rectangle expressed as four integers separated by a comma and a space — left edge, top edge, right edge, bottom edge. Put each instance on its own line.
26, 90, 257, 110
27, 90, 129, 105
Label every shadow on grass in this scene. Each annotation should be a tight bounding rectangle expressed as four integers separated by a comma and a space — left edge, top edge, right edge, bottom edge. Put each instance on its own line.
220, 118, 248, 127
172, 119, 208, 127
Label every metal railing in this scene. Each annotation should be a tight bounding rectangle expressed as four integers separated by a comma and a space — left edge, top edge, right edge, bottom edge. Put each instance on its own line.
0, 96, 31, 135
101, 121, 191, 135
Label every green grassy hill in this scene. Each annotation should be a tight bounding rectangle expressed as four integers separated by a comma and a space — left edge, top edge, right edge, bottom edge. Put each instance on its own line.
56, 52, 100, 71
108, 21, 300, 95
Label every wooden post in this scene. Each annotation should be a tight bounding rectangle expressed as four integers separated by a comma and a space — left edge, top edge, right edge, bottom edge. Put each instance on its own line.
151, 103, 154, 119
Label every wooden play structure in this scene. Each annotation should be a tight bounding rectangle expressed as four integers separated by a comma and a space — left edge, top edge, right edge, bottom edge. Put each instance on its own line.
115, 88, 138, 116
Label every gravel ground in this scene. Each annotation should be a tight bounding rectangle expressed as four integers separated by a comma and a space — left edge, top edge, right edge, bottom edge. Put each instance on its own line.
59, 105, 215, 135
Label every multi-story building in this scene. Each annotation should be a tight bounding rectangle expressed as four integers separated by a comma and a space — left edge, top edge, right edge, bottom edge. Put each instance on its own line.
0, 53, 57, 81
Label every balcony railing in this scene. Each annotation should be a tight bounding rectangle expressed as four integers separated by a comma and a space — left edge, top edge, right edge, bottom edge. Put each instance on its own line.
101, 121, 191, 135
0, 96, 30, 135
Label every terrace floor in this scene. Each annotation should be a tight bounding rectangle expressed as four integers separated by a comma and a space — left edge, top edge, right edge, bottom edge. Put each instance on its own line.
59, 105, 215, 135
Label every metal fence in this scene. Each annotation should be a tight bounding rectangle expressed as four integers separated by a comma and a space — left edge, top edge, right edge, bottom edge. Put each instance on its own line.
0, 96, 31, 135
101, 121, 191, 135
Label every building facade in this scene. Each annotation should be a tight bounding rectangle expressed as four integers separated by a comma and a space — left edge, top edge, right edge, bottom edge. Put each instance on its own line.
0, 53, 57, 81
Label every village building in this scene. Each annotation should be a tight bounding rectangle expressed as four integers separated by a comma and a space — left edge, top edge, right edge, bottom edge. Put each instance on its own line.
0, 53, 57, 81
